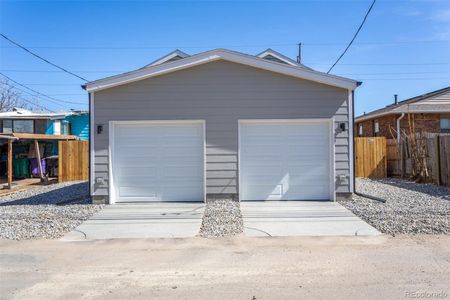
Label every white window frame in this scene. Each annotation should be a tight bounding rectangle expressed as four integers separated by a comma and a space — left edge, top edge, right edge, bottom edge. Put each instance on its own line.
440, 115, 450, 130
374, 121, 380, 133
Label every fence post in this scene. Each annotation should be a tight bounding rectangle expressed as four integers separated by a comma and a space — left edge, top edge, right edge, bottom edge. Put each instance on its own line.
436, 135, 441, 186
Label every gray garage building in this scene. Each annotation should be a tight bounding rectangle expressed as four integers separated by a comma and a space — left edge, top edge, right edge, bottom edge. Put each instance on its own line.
84, 48, 359, 204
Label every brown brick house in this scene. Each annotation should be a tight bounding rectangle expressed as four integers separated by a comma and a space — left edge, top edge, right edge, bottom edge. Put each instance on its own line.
355, 86, 450, 141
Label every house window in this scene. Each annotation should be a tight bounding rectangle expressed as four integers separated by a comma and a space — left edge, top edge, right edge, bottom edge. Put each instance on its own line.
13, 120, 34, 133
441, 116, 450, 133
2, 120, 35, 133
358, 124, 363, 136
374, 121, 380, 134
2, 120, 12, 133
61, 121, 71, 135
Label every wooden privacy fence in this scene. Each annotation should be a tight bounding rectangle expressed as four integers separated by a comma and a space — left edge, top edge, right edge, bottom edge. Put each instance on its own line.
58, 140, 89, 182
386, 135, 450, 186
355, 137, 387, 178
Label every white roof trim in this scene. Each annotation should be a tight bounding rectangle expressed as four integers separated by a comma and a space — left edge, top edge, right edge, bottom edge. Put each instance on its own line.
256, 49, 299, 66
146, 49, 189, 67
356, 104, 450, 122
85, 49, 358, 92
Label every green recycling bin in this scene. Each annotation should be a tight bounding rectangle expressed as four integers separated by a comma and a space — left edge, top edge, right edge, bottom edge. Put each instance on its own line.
13, 158, 30, 179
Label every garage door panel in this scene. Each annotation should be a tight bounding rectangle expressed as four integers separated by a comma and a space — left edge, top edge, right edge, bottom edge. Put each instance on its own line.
287, 144, 328, 153
160, 188, 203, 201
162, 146, 202, 156
117, 147, 159, 158
161, 179, 203, 187
240, 121, 331, 201
243, 154, 282, 164
243, 125, 282, 135
243, 145, 283, 155
286, 125, 327, 136
244, 184, 283, 200
283, 189, 329, 200
117, 156, 159, 165
113, 122, 204, 203
163, 138, 203, 147
118, 166, 157, 177
119, 186, 157, 198
242, 135, 284, 146
162, 166, 203, 177
118, 177, 158, 186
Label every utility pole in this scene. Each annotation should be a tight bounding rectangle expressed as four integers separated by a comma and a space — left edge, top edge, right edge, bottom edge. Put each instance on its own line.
297, 43, 302, 64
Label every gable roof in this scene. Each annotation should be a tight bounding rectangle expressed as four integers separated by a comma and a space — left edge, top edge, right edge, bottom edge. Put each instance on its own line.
256, 48, 301, 66
144, 49, 189, 67
83, 48, 359, 92
356, 86, 450, 122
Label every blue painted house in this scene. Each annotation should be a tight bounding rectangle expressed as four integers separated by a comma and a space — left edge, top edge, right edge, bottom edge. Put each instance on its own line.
0, 108, 89, 140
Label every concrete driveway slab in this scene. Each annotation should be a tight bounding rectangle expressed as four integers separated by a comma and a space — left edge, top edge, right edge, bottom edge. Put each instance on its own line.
62, 203, 205, 241
241, 201, 380, 237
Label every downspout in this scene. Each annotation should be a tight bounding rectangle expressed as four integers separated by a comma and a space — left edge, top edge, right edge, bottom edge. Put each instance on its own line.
352, 90, 386, 203
396, 113, 405, 143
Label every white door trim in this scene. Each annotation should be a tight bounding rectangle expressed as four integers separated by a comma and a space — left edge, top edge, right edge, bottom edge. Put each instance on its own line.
238, 118, 335, 201
108, 119, 206, 204
90, 92, 95, 196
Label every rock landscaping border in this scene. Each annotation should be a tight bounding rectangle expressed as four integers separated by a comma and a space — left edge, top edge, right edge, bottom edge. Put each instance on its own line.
340, 178, 450, 235
199, 198, 243, 237
0, 181, 103, 240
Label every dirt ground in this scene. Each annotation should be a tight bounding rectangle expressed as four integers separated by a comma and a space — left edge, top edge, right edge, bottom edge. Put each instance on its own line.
1, 235, 449, 300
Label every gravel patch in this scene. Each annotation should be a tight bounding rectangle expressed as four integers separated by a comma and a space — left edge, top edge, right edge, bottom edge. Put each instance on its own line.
200, 198, 243, 237
339, 178, 450, 235
0, 181, 103, 240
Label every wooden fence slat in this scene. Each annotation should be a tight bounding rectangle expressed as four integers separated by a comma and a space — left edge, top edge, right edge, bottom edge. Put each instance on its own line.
440, 136, 450, 187
58, 141, 89, 182
355, 137, 387, 178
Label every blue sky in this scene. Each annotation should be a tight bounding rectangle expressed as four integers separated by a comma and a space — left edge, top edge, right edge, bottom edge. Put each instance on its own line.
1, 0, 450, 115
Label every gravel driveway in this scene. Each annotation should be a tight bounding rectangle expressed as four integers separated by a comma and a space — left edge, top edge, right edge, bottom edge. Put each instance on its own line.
340, 178, 450, 235
0, 181, 103, 240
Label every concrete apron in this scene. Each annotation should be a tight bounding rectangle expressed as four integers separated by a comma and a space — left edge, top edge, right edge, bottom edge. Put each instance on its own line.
62, 203, 205, 241
241, 201, 380, 237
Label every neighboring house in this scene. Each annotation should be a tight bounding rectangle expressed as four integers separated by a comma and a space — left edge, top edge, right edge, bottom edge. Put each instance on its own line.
0, 108, 89, 140
355, 86, 450, 141
84, 48, 359, 204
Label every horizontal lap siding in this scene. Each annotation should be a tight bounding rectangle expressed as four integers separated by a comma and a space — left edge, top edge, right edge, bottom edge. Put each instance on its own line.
93, 61, 350, 200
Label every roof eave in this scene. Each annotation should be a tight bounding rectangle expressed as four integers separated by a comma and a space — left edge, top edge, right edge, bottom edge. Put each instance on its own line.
84, 49, 359, 92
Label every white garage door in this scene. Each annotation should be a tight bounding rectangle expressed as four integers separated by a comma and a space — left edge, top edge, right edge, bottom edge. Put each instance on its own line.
240, 120, 331, 201
111, 121, 204, 203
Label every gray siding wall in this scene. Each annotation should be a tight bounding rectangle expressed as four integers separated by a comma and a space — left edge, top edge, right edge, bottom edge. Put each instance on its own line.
92, 61, 350, 201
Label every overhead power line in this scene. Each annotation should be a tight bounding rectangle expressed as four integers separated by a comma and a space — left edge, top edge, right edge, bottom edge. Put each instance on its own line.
327, 0, 377, 74
15, 94, 56, 112
0, 33, 89, 82
1, 39, 450, 50
0, 73, 87, 107
0, 82, 55, 112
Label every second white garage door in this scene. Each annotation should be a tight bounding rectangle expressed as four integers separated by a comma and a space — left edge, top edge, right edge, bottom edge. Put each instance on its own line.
239, 120, 332, 201
111, 121, 204, 203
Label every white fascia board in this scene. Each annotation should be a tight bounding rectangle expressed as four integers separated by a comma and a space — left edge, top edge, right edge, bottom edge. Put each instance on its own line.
219, 51, 358, 90
85, 49, 358, 92
356, 104, 450, 122
85, 54, 222, 92
355, 111, 392, 122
